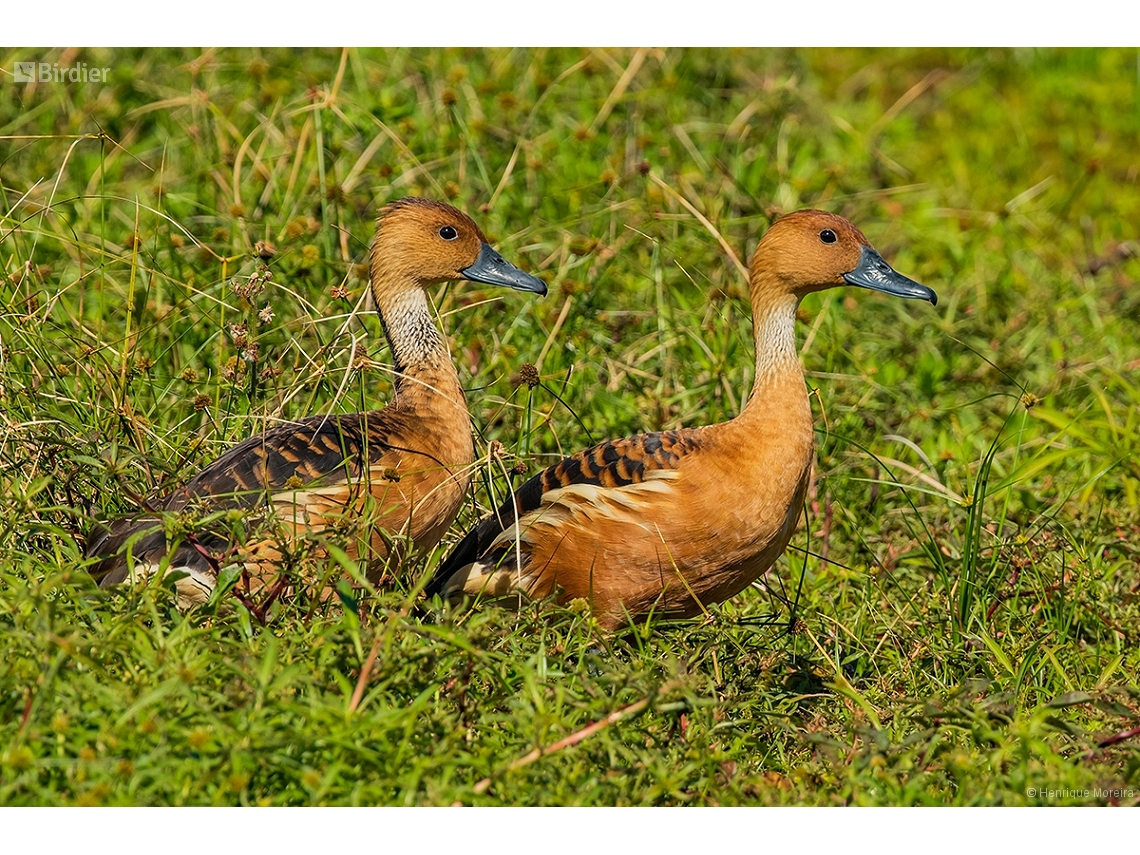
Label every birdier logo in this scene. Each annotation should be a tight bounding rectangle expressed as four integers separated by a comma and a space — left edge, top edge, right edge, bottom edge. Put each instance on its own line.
14, 61, 109, 84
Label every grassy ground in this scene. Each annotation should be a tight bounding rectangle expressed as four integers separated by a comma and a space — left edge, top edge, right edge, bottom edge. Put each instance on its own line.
1, 47, 1138, 806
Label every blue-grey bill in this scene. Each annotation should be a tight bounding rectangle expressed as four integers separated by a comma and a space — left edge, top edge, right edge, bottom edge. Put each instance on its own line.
461, 243, 547, 295
844, 246, 938, 306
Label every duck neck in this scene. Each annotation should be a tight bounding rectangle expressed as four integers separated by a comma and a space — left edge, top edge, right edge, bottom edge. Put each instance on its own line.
739, 287, 805, 416
373, 282, 466, 417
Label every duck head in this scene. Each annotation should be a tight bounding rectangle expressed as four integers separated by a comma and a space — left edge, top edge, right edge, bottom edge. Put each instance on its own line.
371, 197, 547, 296
753, 209, 937, 305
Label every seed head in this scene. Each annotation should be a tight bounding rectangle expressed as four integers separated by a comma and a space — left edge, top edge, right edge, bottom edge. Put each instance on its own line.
229, 323, 249, 348
517, 363, 540, 389
222, 356, 245, 382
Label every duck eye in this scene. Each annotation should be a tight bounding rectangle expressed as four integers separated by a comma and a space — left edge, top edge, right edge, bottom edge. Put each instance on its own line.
819, 229, 837, 244
439, 225, 458, 241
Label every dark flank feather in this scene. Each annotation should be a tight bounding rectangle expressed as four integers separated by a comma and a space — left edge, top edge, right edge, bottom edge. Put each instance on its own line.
424, 430, 700, 597
86, 412, 420, 585
168, 415, 369, 508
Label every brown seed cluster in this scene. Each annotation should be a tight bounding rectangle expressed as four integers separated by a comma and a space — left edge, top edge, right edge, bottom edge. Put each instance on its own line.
229, 323, 249, 349
222, 356, 245, 383
517, 362, 540, 389
232, 266, 271, 301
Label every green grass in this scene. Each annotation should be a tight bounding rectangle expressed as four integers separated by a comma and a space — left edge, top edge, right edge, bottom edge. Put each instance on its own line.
2, 47, 1139, 806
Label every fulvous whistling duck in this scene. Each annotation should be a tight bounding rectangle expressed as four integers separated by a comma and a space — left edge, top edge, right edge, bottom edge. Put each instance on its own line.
425, 210, 937, 630
88, 197, 547, 607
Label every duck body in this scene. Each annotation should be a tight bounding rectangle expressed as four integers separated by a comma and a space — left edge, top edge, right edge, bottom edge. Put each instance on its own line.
87, 197, 546, 606
427, 210, 936, 630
